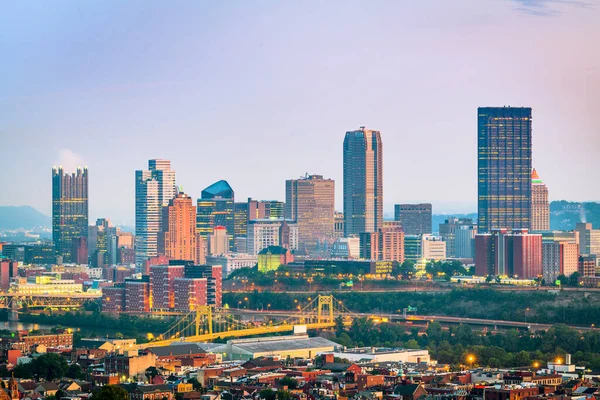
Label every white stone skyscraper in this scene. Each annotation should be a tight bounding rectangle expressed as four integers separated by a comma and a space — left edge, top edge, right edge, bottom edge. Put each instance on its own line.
343, 127, 383, 236
135, 160, 176, 270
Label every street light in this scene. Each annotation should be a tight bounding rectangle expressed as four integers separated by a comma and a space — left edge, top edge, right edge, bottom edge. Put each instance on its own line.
466, 354, 475, 368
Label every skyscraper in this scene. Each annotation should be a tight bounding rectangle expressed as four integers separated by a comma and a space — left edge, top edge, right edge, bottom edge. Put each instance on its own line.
478, 107, 532, 232
395, 204, 433, 235
135, 160, 176, 270
439, 217, 474, 258
196, 180, 235, 251
531, 168, 549, 232
159, 191, 203, 264
343, 127, 383, 236
52, 166, 88, 263
285, 174, 335, 254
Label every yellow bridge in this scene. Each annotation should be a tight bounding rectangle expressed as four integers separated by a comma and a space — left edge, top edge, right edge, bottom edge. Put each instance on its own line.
148, 295, 356, 347
0, 292, 100, 310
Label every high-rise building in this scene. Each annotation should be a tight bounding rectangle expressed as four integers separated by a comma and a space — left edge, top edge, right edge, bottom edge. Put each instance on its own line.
395, 204, 432, 236
285, 174, 335, 254
421, 235, 447, 261
135, 160, 176, 270
455, 225, 477, 259
475, 229, 542, 278
439, 217, 474, 258
233, 201, 249, 251
478, 107, 532, 232
334, 212, 345, 239
331, 237, 360, 259
343, 127, 383, 236
52, 166, 88, 263
575, 223, 600, 258
91, 218, 119, 268
0, 260, 18, 291
71, 237, 88, 265
159, 192, 203, 264
197, 180, 235, 251
359, 227, 404, 262
173, 278, 208, 312
531, 169, 549, 232
578, 255, 597, 277
179, 263, 222, 307
247, 219, 298, 255
208, 226, 230, 256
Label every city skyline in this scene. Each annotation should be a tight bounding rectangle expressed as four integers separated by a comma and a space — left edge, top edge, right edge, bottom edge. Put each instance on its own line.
2, 1, 599, 224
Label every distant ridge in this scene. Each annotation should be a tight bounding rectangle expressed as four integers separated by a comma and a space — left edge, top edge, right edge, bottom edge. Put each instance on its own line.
0, 206, 51, 230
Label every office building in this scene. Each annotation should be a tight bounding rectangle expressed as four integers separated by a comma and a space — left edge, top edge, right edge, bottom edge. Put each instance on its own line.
439, 217, 474, 258
285, 174, 335, 254
478, 107, 532, 232
575, 223, 600, 258
359, 228, 404, 262
248, 199, 285, 220
578, 255, 597, 277
52, 166, 88, 263
135, 160, 176, 270
421, 235, 447, 261
205, 254, 258, 277
197, 180, 235, 251
343, 127, 383, 236
404, 235, 423, 262
233, 201, 249, 251
150, 264, 184, 310
542, 240, 579, 283
531, 169, 549, 232
334, 212, 345, 239
125, 277, 151, 313
159, 192, 203, 264
90, 218, 119, 268
331, 237, 360, 259
475, 229, 542, 278
208, 226, 229, 256
395, 204, 432, 235
71, 237, 88, 265
173, 278, 208, 312
0, 260, 18, 291
455, 225, 477, 259
247, 219, 298, 255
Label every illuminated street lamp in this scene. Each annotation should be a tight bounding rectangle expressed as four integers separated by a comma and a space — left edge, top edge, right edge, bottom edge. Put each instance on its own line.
466, 354, 476, 367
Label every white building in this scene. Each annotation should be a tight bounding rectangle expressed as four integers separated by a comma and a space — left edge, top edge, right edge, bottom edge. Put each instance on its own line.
247, 219, 298, 255
208, 226, 230, 256
321, 347, 432, 364
206, 254, 258, 277
422, 234, 446, 260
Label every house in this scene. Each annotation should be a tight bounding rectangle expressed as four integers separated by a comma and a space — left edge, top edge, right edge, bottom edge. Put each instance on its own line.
123, 384, 174, 400
242, 357, 284, 372
393, 383, 428, 400
322, 363, 362, 374
35, 382, 59, 397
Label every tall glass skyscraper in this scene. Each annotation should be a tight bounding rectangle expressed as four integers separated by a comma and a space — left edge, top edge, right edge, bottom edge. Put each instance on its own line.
135, 160, 176, 270
52, 166, 88, 263
477, 107, 532, 233
343, 127, 383, 236
197, 180, 235, 251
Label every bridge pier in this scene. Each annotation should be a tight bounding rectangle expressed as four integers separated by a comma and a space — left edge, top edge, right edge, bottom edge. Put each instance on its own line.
8, 299, 18, 321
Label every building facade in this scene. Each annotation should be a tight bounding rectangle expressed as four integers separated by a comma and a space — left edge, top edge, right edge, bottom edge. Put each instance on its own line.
395, 204, 432, 236
359, 228, 404, 262
205, 254, 258, 277
208, 226, 229, 256
149, 264, 184, 310
531, 169, 549, 232
455, 225, 477, 259
52, 166, 88, 263
247, 219, 298, 255
197, 180, 235, 251
478, 107, 532, 232
542, 241, 579, 283
343, 127, 383, 236
160, 192, 202, 264
135, 160, 176, 270
421, 235, 447, 260
285, 174, 335, 255
575, 223, 600, 258
438, 217, 473, 258
475, 229, 542, 278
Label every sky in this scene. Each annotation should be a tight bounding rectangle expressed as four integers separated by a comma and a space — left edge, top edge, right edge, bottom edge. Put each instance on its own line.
1, 0, 599, 225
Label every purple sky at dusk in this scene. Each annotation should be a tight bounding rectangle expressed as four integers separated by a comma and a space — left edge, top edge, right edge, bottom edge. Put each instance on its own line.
1, 0, 599, 225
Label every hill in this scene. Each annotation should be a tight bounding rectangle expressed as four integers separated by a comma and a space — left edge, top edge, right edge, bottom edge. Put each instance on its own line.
0, 206, 51, 230
550, 201, 600, 231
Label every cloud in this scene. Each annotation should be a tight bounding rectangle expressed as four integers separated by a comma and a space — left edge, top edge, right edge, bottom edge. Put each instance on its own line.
55, 149, 85, 172
510, 0, 594, 16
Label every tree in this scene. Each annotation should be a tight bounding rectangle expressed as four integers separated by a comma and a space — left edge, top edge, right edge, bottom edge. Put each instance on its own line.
92, 385, 129, 400
66, 363, 85, 379
276, 390, 292, 400
12, 363, 32, 379
187, 377, 203, 392
569, 272, 581, 287
334, 315, 345, 337
486, 275, 493, 283
55, 389, 68, 400
278, 376, 298, 390
557, 274, 568, 286
259, 389, 276, 400
29, 353, 68, 381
